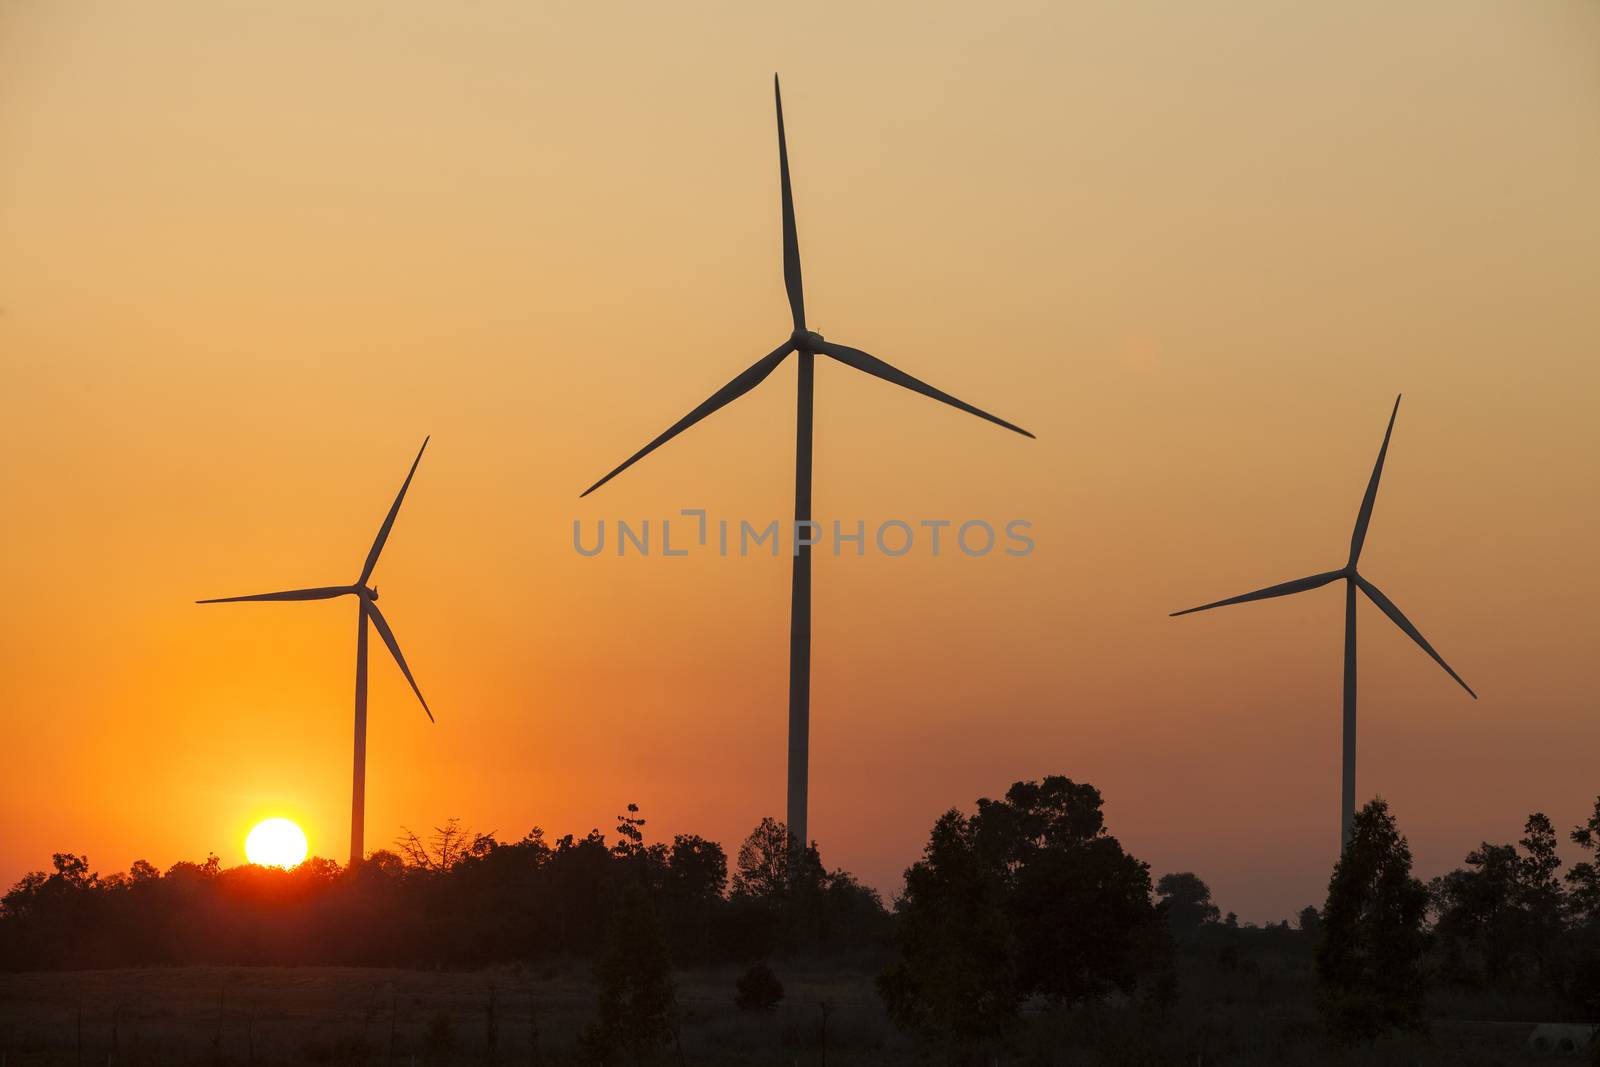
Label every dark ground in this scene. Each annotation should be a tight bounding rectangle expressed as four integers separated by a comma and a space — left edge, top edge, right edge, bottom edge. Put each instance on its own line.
0, 946, 1592, 1065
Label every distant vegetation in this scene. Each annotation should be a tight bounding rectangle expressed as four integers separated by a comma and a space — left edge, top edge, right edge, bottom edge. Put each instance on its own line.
4, 785, 1600, 1064
0, 805, 884, 973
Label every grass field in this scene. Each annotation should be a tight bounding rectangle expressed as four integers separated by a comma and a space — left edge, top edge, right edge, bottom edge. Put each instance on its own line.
0, 956, 1592, 1065
0, 961, 909, 1066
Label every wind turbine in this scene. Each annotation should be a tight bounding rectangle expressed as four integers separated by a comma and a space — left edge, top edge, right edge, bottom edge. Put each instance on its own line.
1171, 396, 1474, 851
199, 438, 435, 867
580, 76, 1033, 855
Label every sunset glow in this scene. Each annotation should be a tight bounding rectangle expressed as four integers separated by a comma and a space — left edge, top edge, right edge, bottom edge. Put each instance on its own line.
244, 819, 308, 869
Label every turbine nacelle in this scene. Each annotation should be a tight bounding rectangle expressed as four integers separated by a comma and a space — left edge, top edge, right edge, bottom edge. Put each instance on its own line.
791, 328, 825, 353
360, 585, 379, 602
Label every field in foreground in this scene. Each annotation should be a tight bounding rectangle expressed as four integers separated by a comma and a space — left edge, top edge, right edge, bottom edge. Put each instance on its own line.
4, 962, 899, 1066
0, 959, 1591, 1066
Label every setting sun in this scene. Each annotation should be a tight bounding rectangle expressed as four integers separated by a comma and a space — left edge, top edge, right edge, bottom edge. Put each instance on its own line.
244, 818, 308, 869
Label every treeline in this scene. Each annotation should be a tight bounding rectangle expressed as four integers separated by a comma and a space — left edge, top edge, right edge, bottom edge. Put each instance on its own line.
0, 808, 886, 971
1429, 803, 1600, 1007
6, 781, 1600, 1059
1154, 795, 1600, 1011
1314, 797, 1600, 1041
874, 787, 1600, 1057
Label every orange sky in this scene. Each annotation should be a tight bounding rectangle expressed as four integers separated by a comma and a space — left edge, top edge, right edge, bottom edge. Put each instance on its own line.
1, 2, 1596, 922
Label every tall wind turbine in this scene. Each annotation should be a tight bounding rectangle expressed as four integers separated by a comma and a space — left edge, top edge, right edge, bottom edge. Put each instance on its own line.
1171, 396, 1475, 851
199, 438, 435, 867
581, 76, 1033, 855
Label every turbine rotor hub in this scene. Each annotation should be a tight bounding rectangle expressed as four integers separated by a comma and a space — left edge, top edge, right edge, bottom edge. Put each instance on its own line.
363, 585, 379, 601
792, 328, 825, 352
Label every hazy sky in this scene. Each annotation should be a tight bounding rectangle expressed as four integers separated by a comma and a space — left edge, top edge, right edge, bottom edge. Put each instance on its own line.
2, 1, 1596, 922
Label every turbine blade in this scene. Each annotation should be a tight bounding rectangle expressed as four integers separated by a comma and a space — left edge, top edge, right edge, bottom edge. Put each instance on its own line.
366, 601, 434, 721
814, 340, 1034, 439
580, 341, 795, 497
775, 74, 805, 331
1356, 575, 1476, 699
197, 586, 351, 604
1170, 570, 1344, 617
359, 437, 430, 586
1349, 395, 1401, 566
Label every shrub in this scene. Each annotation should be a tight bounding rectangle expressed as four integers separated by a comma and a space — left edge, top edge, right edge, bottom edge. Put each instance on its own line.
735, 962, 785, 1013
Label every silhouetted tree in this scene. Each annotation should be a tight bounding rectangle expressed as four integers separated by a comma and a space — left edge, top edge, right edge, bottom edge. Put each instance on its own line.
0, 854, 106, 968
614, 803, 647, 855
1156, 872, 1220, 935
808, 864, 887, 950
1519, 813, 1566, 987
880, 777, 1171, 1056
583, 880, 676, 1064
663, 833, 726, 963
396, 819, 478, 871
608, 804, 670, 899
667, 835, 726, 902
1317, 798, 1430, 1046
878, 810, 1018, 1058
972, 777, 1171, 1008
545, 830, 616, 955
1297, 904, 1322, 939
1567, 796, 1600, 926
731, 817, 798, 899
726, 818, 885, 953
1431, 842, 1522, 988
1430, 811, 1570, 993
1566, 796, 1600, 1021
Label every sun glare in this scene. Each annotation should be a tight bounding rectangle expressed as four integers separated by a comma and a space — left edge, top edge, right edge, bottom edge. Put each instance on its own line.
245, 818, 309, 869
